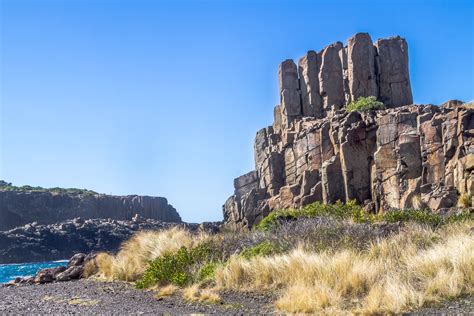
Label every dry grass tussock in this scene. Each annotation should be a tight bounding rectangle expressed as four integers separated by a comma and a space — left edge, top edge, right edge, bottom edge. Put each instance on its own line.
215, 222, 474, 314
85, 227, 208, 281
154, 284, 178, 298
183, 284, 221, 303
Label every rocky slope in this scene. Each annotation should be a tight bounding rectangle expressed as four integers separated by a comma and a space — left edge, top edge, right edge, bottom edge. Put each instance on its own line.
223, 33, 473, 229
0, 216, 219, 264
0, 182, 181, 231
0, 217, 176, 264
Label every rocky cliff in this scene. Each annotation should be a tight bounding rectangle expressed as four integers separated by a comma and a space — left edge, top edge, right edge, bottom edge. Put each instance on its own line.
0, 182, 181, 231
223, 33, 473, 230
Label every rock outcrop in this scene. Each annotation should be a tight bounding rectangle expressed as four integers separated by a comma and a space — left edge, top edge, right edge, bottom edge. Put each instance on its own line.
223, 33, 473, 230
0, 183, 181, 231
0, 217, 220, 264
0, 217, 176, 264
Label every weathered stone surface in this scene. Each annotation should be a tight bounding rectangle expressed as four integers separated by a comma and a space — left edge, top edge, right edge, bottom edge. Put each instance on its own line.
375, 36, 413, 107
34, 266, 66, 284
347, 33, 378, 102
298, 51, 323, 118
319, 42, 345, 110
234, 171, 259, 197
279, 60, 301, 126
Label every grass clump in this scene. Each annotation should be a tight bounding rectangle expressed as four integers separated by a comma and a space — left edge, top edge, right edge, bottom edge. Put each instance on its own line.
346, 96, 385, 112
240, 240, 283, 259
458, 193, 472, 208
183, 284, 221, 304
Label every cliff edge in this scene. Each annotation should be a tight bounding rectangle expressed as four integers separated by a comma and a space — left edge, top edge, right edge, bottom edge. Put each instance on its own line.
0, 181, 181, 231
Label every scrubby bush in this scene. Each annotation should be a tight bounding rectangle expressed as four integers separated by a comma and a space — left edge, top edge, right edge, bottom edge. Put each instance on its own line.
240, 240, 283, 259
136, 241, 221, 288
257, 200, 368, 231
347, 96, 385, 112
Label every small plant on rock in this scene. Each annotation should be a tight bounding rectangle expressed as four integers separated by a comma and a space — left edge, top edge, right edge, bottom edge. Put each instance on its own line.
346, 96, 385, 112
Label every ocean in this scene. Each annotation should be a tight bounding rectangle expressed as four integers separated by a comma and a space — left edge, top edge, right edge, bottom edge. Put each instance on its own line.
0, 260, 68, 283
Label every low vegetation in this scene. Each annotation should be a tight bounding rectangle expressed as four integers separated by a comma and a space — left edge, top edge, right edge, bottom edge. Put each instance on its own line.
0, 181, 97, 196
257, 200, 471, 230
346, 95, 385, 112
85, 201, 473, 313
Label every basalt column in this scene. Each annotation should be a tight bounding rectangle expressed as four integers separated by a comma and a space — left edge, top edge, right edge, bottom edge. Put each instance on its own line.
279, 60, 301, 127
347, 33, 378, 102
375, 36, 413, 107
298, 51, 323, 118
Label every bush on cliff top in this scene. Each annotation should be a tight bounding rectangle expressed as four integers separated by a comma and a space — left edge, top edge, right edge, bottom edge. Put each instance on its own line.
346, 96, 385, 112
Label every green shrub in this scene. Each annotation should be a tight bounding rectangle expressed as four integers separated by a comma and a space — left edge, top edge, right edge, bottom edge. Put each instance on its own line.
240, 241, 282, 259
257, 200, 370, 231
197, 262, 218, 282
136, 242, 220, 289
346, 96, 385, 112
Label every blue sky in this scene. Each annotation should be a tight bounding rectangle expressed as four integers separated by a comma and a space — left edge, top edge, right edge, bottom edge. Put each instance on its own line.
1, 0, 473, 222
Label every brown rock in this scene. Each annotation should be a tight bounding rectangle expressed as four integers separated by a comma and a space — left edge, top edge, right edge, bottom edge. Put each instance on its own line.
319, 42, 345, 110
298, 51, 323, 118
347, 33, 378, 102
375, 36, 413, 107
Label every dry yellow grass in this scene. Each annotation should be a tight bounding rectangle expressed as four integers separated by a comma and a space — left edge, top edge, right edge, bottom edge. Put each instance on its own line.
154, 284, 178, 298
458, 193, 472, 208
86, 227, 208, 281
183, 284, 221, 303
215, 222, 474, 314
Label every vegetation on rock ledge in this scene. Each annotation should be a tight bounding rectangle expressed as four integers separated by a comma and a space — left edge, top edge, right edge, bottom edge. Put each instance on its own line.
346, 95, 386, 112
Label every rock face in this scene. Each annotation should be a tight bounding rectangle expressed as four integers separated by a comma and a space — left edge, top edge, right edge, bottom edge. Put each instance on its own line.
0, 184, 181, 231
223, 33, 473, 230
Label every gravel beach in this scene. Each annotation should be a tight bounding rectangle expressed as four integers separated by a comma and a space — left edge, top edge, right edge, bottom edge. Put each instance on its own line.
0, 279, 275, 314
1, 280, 473, 315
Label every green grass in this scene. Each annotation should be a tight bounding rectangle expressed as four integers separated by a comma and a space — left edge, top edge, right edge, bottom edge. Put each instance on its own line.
240, 240, 283, 259
256, 201, 473, 231
346, 96, 385, 112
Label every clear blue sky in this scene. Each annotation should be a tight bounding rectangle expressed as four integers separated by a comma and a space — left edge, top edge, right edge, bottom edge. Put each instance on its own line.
1, 0, 473, 222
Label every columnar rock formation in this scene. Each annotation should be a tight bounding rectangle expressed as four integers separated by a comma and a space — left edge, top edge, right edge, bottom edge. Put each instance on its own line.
223, 33, 473, 230
0, 184, 181, 231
